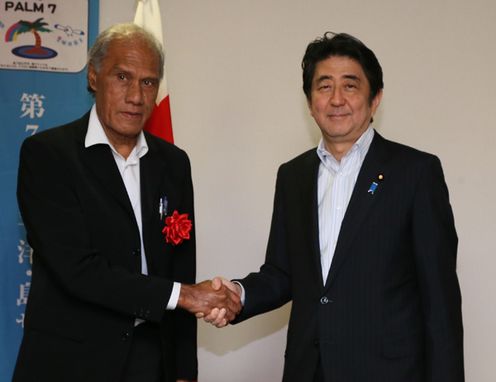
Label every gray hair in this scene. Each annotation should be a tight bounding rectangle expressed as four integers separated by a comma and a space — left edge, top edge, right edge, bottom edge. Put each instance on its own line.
87, 23, 164, 93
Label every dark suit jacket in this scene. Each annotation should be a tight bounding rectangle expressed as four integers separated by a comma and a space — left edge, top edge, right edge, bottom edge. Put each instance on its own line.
14, 112, 197, 382
236, 132, 464, 382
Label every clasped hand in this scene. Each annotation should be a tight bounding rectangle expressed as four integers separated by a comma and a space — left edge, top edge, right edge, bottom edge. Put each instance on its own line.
178, 277, 241, 327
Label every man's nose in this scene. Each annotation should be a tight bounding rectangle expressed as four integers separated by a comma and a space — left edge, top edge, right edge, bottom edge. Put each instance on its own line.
330, 88, 345, 106
125, 81, 144, 104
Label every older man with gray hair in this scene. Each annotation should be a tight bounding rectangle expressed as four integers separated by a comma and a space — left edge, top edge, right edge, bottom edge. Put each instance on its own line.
13, 23, 240, 382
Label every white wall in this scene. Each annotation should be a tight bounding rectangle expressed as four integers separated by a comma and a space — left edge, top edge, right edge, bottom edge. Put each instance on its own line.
101, 1, 496, 380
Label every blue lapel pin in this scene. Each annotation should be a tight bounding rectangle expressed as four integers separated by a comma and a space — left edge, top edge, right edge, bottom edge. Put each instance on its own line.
367, 173, 384, 195
368, 182, 378, 194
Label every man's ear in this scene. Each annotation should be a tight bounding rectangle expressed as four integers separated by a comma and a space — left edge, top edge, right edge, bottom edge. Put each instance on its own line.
87, 64, 97, 93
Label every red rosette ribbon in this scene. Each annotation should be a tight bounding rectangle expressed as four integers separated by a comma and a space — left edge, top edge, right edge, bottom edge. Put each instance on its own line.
162, 210, 192, 246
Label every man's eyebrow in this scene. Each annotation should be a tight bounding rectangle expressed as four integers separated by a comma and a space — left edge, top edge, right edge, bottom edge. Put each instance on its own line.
315, 75, 332, 83
315, 74, 361, 83
343, 74, 361, 81
110, 65, 130, 73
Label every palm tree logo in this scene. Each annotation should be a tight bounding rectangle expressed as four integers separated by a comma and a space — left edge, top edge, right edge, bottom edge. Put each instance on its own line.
5, 18, 58, 59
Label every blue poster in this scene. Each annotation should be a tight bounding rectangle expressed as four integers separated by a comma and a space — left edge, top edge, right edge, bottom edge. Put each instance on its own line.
0, 1, 99, 379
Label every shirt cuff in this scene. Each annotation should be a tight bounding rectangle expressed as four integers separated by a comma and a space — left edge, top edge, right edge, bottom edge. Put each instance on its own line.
232, 281, 246, 306
166, 282, 181, 310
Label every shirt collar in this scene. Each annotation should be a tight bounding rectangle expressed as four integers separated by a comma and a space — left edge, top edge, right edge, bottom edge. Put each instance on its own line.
85, 104, 149, 160
316, 125, 375, 171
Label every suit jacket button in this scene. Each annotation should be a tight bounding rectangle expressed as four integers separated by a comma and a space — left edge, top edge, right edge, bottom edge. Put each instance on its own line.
122, 331, 131, 341
320, 296, 329, 304
133, 248, 141, 256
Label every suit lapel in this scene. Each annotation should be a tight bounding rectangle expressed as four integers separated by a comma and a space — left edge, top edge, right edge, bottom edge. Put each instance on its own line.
323, 132, 390, 291
140, 139, 169, 273
140, 147, 165, 230
76, 118, 135, 220
298, 152, 325, 290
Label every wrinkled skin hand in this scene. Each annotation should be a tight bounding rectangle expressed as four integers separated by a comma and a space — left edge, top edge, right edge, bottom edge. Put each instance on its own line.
200, 277, 242, 328
178, 279, 241, 323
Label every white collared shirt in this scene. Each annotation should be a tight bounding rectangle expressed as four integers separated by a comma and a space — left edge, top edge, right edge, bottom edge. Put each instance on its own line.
85, 105, 180, 311
316, 126, 374, 283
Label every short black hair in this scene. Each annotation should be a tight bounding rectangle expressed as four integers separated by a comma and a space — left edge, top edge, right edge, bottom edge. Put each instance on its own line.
302, 32, 383, 103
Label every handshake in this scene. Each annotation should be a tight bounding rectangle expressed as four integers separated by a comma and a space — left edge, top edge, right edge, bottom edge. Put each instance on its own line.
178, 277, 242, 328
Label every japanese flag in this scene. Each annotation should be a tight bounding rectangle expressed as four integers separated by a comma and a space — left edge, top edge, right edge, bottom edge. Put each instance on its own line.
134, 0, 174, 143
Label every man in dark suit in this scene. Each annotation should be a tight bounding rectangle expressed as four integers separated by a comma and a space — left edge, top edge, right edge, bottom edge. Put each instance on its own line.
14, 23, 240, 382
206, 33, 464, 381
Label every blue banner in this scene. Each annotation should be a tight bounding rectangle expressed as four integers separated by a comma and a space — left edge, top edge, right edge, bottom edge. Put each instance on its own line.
0, 1, 99, 379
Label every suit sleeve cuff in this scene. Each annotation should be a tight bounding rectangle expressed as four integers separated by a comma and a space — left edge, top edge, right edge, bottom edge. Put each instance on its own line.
232, 281, 246, 306
166, 282, 181, 310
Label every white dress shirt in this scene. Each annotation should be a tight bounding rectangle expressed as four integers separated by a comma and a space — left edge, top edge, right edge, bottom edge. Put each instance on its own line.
316, 126, 374, 283
85, 105, 180, 312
